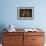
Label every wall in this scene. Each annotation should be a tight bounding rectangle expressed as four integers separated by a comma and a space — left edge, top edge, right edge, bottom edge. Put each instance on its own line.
0, 0, 46, 29
0, 0, 46, 44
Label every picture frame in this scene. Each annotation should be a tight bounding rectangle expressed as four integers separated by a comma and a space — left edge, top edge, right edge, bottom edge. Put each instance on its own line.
17, 7, 34, 20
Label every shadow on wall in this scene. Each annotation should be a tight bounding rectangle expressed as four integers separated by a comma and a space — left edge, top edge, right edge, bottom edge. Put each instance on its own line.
0, 24, 7, 43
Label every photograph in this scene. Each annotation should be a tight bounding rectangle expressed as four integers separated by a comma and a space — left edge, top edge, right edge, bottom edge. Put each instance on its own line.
17, 7, 34, 20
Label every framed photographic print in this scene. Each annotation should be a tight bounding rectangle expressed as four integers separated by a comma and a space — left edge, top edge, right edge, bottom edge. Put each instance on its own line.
17, 7, 34, 20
